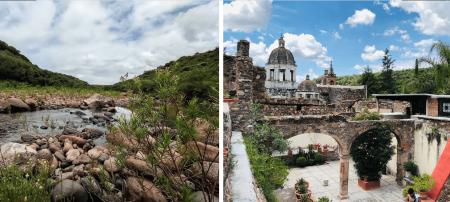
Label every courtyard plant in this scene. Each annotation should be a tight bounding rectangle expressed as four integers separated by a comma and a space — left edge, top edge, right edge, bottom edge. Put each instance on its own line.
413, 173, 436, 200
296, 157, 307, 167
350, 123, 395, 182
350, 108, 383, 121
295, 178, 309, 188
295, 185, 311, 199
318, 196, 333, 202
297, 194, 313, 202
404, 161, 419, 177
314, 153, 323, 164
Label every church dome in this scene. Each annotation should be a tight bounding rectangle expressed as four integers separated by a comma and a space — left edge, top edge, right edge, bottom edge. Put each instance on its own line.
316, 75, 327, 85
297, 75, 318, 92
267, 34, 296, 65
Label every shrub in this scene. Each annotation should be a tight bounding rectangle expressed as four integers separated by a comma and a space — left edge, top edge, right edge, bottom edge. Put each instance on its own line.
350, 123, 395, 182
297, 157, 307, 167
402, 186, 415, 198
309, 159, 314, 166
318, 196, 333, 202
350, 108, 384, 121
414, 173, 436, 192
404, 161, 419, 176
315, 153, 323, 164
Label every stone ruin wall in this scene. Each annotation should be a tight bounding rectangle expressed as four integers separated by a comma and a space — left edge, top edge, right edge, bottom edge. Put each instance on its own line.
353, 99, 410, 113
318, 86, 367, 105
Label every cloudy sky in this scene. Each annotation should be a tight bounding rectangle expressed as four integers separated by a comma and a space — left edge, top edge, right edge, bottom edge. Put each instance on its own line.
0, 1, 218, 85
224, 0, 450, 82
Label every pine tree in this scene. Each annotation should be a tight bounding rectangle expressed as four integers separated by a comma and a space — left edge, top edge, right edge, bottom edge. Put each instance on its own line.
379, 48, 396, 94
358, 65, 379, 96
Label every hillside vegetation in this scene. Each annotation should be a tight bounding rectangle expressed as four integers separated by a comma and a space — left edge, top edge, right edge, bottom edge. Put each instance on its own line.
109, 47, 219, 100
0, 40, 91, 88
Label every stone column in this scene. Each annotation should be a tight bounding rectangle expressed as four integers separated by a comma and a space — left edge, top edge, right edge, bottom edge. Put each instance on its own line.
275, 68, 279, 81
337, 154, 350, 200
293, 69, 297, 82
376, 98, 380, 114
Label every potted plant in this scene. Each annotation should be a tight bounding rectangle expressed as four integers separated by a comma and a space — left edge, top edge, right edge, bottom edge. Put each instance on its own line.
318, 196, 332, 202
299, 147, 304, 154
413, 173, 436, 200
295, 178, 310, 189
404, 161, 418, 179
296, 194, 314, 202
295, 185, 312, 199
317, 145, 322, 152
313, 143, 321, 150
323, 144, 328, 152
288, 147, 293, 155
308, 144, 314, 152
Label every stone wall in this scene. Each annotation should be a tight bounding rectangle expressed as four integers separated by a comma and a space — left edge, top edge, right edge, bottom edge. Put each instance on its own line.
353, 99, 410, 113
223, 109, 232, 202
224, 55, 237, 97
318, 86, 366, 104
428, 98, 439, 117
437, 176, 450, 202
253, 66, 267, 100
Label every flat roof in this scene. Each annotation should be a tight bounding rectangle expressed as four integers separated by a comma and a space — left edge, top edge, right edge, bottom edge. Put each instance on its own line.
373, 94, 450, 100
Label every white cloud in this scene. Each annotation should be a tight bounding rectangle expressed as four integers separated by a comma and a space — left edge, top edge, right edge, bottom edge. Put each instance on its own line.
316, 60, 329, 69
401, 34, 412, 43
383, 26, 407, 36
258, 36, 264, 41
224, 0, 272, 33
389, 45, 399, 51
0, 1, 219, 85
297, 68, 320, 82
383, 4, 390, 14
339, 23, 344, 29
319, 30, 327, 34
354, 64, 362, 70
361, 45, 385, 62
414, 38, 437, 48
333, 31, 341, 39
345, 9, 376, 28
390, 1, 450, 36
401, 48, 428, 58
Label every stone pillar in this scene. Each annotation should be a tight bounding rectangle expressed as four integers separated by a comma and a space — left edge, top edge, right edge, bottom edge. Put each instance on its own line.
236, 40, 250, 57
293, 69, 297, 82
337, 154, 350, 200
275, 68, 279, 81
376, 98, 380, 114
396, 147, 404, 185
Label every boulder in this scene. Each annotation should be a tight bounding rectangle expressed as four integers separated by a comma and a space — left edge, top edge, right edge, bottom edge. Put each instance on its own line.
126, 177, 167, 202
193, 118, 219, 146
0, 99, 8, 110
66, 101, 80, 108
37, 149, 53, 163
55, 172, 75, 183
187, 141, 219, 163
106, 129, 138, 150
20, 132, 35, 143
104, 157, 119, 172
192, 191, 219, 202
72, 154, 90, 165
52, 180, 88, 202
83, 94, 114, 108
74, 110, 86, 115
188, 162, 219, 183
48, 142, 61, 153
66, 149, 80, 163
106, 107, 116, 112
7, 98, 31, 111
72, 164, 86, 177
0, 143, 37, 170
81, 128, 103, 139
157, 149, 185, 170
54, 151, 66, 162
125, 158, 163, 176
63, 139, 74, 153
94, 114, 108, 120
59, 135, 85, 146
81, 177, 103, 195
87, 148, 102, 159
97, 153, 109, 164
24, 99, 38, 108
40, 125, 48, 129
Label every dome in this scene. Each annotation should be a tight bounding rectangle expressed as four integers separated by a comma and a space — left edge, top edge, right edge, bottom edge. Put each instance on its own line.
316, 75, 327, 85
267, 34, 296, 65
297, 75, 318, 92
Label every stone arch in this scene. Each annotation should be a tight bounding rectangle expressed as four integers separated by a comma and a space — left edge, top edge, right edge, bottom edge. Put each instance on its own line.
287, 131, 348, 156
349, 124, 405, 183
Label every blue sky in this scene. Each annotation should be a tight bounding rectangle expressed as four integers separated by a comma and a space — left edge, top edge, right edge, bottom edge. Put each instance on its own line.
224, 1, 450, 82
0, 1, 218, 85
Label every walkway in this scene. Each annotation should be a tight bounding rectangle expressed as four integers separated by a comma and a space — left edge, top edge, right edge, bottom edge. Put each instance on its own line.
229, 131, 258, 202
275, 160, 405, 202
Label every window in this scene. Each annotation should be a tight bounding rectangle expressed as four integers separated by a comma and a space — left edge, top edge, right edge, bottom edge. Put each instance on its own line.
270, 69, 274, 81
290, 70, 294, 81
306, 94, 311, 99
330, 80, 334, 85
279, 69, 285, 81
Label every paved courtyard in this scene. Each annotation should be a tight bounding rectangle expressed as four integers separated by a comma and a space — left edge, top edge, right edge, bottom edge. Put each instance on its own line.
275, 159, 405, 202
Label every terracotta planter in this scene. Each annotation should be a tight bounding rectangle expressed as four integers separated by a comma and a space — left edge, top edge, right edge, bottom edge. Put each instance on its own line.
323, 147, 328, 152
294, 181, 310, 189
318, 148, 322, 152
288, 150, 293, 155
419, 191, 428, 200
358, 178, 380, 190
363, 177, 368, 182
296, 198, 314, 202
295, 189, 312, 199
313, 145, 318, 150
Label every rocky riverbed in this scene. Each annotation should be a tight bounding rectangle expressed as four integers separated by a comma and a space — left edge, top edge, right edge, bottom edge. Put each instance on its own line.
0, 93, 220, 202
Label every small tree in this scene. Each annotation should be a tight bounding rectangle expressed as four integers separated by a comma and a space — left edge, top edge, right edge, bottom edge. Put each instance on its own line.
350, 123, 396, 182
358, 65, 379, 96
379, 48, 396, 94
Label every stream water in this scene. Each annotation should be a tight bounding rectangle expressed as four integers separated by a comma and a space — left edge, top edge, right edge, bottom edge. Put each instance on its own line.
0, 107, 132, 146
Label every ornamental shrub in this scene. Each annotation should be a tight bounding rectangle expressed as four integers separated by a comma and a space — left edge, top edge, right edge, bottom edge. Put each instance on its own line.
297, 157, 307, 167
350, 108, 384, 121
315, 153, 323, 164
350, 123, 395, 182
414, 173, 436, 192
404, 161, 419, 176
309, 159, 314, 166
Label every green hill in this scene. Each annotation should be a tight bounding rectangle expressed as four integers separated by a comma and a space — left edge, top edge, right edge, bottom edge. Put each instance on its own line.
335, 67, 435, 94
109, 47, 219, 100
0, 40, 90, 88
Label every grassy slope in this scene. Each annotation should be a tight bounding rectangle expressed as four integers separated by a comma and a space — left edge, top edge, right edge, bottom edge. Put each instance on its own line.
109, 47, 219, 100
0, 40, 91, 88
336, 67, 434, 93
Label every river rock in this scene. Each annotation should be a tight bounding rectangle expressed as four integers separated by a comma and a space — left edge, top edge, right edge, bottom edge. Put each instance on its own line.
157, 149, 185, 170
63, 140, 73, 153
37, 149, 53, 163
104, 112, 114, 117
0, 99, 8, 110
188, 162, 219, 182
74, 110, 86, 115
84, 94, 114, 108
55, 172, 75, 184
125, 158, 163, 176
81, 128, 103, 139
72, 164, 86, 177
194, 118, 219, 146
104, 157, 119, 172
126, 177, 167, 202
59, 135, 85, 146
54, 151, 66, 161
7, 98, 31, 111
40, 125, 48, 129
24, 99, 38, 108
81, 176, 103, 195
66, 149, 80, 163
187, 141, 219, 163
49, 142, 62, 153
106, 107, 116, 112
66, 101, 80, 108
52, 180, 88, 202
21, 132, 35, 143
94, 114, 108, 120
87, 148, 102, 159
73, 154, 90, 165
63, 125, 78, 135
106, 129, 138, 150
0, 142, 36, 170
192, 191, 219, 202
97, 153, 109, 164
36, 139, 46, 146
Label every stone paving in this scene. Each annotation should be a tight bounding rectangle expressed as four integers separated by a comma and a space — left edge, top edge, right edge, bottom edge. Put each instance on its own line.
275, 159, 405, 202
